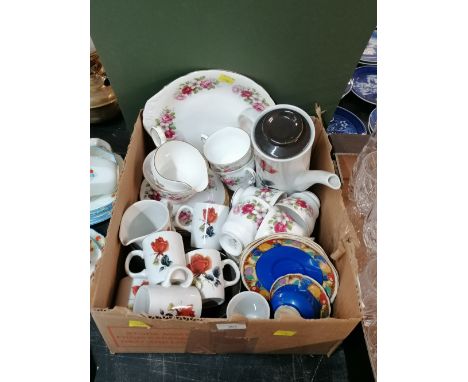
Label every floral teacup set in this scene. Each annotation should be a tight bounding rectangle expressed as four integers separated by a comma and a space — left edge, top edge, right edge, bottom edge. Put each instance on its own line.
113, 70, 344, 321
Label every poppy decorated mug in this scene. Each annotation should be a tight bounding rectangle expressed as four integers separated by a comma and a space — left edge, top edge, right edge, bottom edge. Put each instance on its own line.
124, 231, 192, 286
186, 249, 240, 306
174, 202, 229, 250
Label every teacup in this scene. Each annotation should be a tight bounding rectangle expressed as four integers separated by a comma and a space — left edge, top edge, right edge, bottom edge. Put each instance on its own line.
174, 202, 229, 249
90, 155, 118, 197
143, 150, 195, 202
255, 206, 306, 239
269, 273, 331, 319
119, 200, 171, 248
186, 249, 240, 306
154, 140, 208, 192
226, 291, 270, 319
201, 127, 252, 173
275, 192, 320, 235
124, 231, 192, 285
219, 196, 270, 259
217, 156, 256, 192
231, 186, 285, 208
134, 285, 202, 318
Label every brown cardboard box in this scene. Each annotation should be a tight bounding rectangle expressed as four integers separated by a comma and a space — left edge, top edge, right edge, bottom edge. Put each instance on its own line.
90, 112, 362, 354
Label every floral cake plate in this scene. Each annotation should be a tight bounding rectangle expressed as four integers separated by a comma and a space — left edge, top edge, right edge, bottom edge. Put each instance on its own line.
143, 69, 275, 152
240, 235, 338, 301
351, 66, 377, 105
327, 106, 367, 135
270, 273, 331, 319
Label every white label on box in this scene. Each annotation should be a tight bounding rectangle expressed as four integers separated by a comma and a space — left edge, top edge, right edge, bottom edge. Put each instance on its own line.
216, 323, 246, 330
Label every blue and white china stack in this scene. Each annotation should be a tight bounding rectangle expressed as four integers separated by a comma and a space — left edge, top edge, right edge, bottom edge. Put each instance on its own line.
331, 29, 377, 135
90, 138, 123, 225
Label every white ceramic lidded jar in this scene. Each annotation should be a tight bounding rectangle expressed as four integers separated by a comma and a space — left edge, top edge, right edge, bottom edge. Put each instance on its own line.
239, 104, 341, 193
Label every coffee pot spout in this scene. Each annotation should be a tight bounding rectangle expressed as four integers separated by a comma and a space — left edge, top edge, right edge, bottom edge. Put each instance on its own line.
293, 170, 341, 192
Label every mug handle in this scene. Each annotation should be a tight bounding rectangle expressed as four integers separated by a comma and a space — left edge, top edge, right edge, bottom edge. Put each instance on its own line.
238, 107, 258, 135
124, 250, 148, 279
174, 205, 194, 231
149, 126, 167, 148
161, 266, 194, 288
221, 259, 241, 287
244, 168, 257, 186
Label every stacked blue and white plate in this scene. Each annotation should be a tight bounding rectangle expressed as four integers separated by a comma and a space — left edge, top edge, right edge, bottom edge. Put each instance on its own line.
359, 29, 377, 65
327, 106, 367, 135
90, 139, 124, 225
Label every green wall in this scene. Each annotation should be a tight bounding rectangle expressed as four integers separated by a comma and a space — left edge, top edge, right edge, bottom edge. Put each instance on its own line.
91, 0, 376, 127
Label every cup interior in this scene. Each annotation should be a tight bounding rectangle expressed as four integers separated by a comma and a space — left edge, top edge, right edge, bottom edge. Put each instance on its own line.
227, 292, 270, 319
155, 141, 208, 191
204, 127, 251, 165
121, 201, 169, 243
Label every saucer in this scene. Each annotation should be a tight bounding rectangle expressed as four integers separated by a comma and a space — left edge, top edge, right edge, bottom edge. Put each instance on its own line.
240, 235, 338, 301
327, 107, 366, 135
140, 170, 229, 211
360, 30, 377, 64
368, 108, 377, 134
90, 228, 106, 276
341, 79, 353, 98
270, 273, 331, 319
351, 66, 377, 105
143, 69, 275, 152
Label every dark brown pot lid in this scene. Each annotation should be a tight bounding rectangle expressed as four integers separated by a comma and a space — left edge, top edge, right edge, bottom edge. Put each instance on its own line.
254, 108, 311, 159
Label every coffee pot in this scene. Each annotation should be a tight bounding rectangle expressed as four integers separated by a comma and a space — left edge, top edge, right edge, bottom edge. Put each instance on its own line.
238, 104, 341, 193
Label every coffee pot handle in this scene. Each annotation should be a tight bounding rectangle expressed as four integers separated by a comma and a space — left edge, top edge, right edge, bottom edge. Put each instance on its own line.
238, 107, 259, 135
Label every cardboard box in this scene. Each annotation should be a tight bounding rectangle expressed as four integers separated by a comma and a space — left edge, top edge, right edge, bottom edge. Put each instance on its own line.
90, 112, 362, 354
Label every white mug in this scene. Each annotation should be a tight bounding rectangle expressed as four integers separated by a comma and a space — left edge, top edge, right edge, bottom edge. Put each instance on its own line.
255, 206, 306, 240
275, 192, 320, 235
201, 126, 252, 173
226, 291, 270, 319
231, 186, 285, 208
186, 249, 240, 305
174, 202, 229, 249
217, 156, 256, 192
134, 285, 202, 318
219, 196, 270, 259
124, 231, 192, 285
119, 200, 171, 248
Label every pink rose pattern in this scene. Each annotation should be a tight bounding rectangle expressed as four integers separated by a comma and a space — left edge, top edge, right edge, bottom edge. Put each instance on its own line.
281, 197, 315, 216
232, 199, 268, 226
232, 85, 270, 111
155, 108, 177, 141
222, 177, 240, 187
268, 211, 294, 233
174, 76, 219, 100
